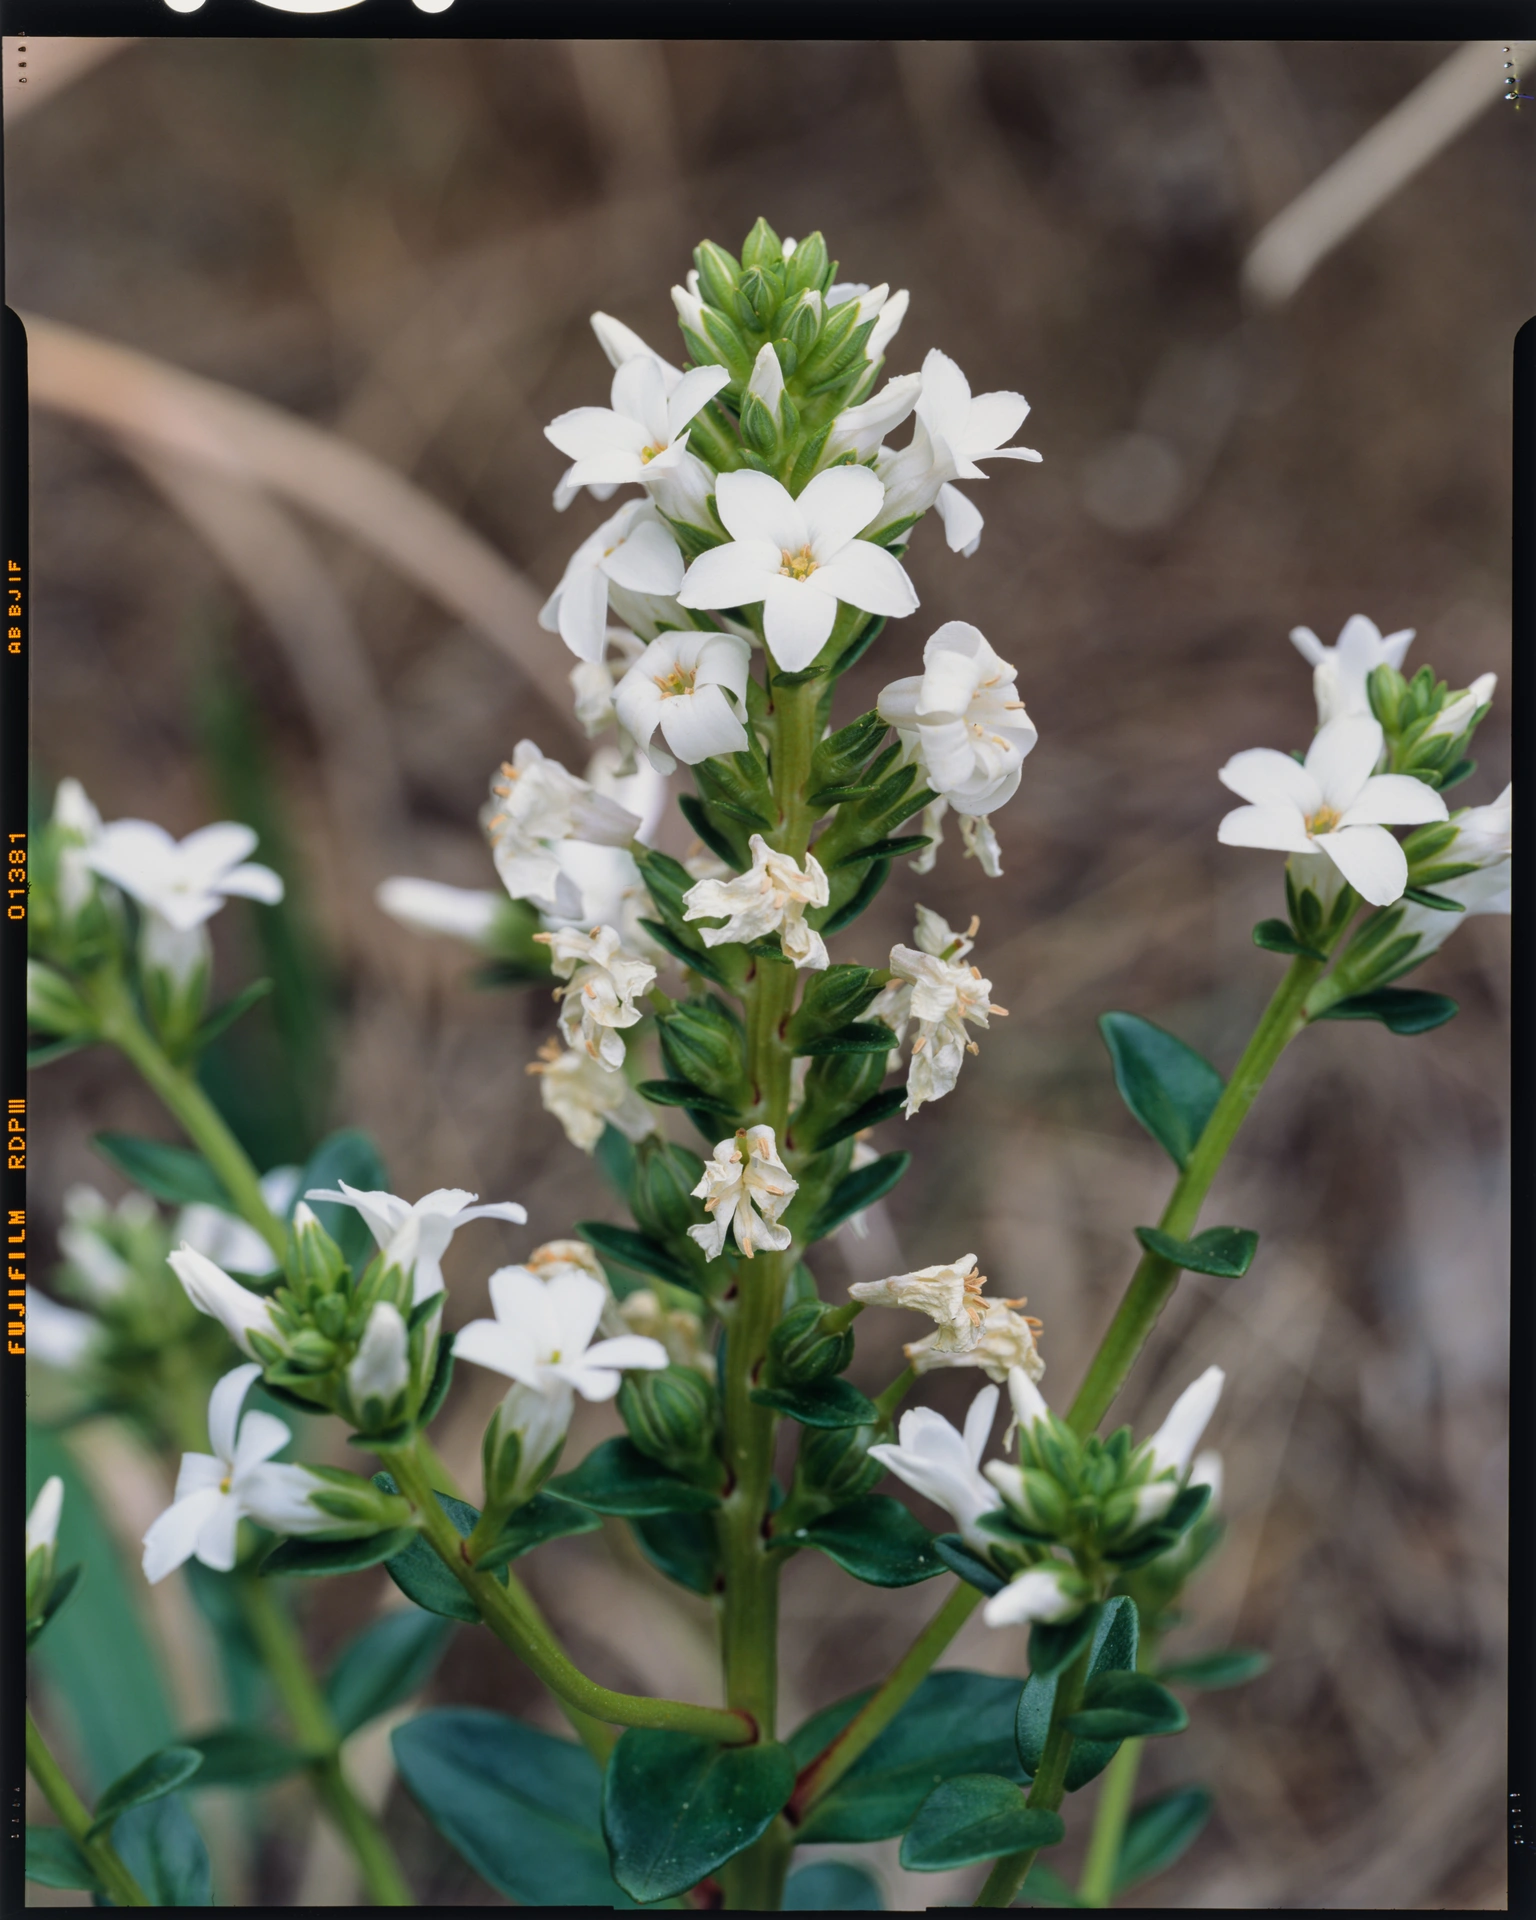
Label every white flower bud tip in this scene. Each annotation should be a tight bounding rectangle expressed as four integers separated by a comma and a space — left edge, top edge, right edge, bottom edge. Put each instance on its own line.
26, 1477, 64, 1559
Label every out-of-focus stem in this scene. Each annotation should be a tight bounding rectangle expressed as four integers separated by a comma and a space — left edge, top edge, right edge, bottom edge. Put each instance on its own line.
25, 1707, 151, 1908
1077, 1736, 1144, 1907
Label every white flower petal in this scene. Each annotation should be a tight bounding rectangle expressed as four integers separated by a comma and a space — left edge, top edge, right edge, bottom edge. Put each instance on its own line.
143, 1488, 224, 1584
1315, 824, 1409, 906
761, 578, 838, 673
713, 469, 808, 552
1217, 747, 1320, 813
1304, 716, 1385, 811
207, 1363, 263, 1464
677, 540, 782, 611
812, 540, 920, 619
659, 682, 749, 764
1337, 773, 1448, 829
1217, 804, 1317, 854
797, 464, 887, 555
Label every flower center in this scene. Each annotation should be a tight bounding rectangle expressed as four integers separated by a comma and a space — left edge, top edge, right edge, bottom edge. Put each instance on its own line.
219, 1476, 232, 1494
655, 664, 697, 699
1306, 805, 1342, 835
779, 545, 818, 580
640, 444, 664, 464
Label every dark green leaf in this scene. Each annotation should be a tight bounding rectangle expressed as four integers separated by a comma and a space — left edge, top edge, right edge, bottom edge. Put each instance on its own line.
791, 1670, 1028, 1845
28, 1037, 87, 1069
801, 1085, 906, 1152
679, 791, 746, 870
86, 1747, 204, 1839
393, 1708, 636, 1905
637, 1077, 737, 1114
1156, 1647, 1270, 1690
472, 1492, 603, 1571
602, 1729, 796, 1903
1064, 1672, 1188, 1741
324, 1612, 455, 1738
817, 858, 892, 937
596, 1124, 638, 1198
639, 915, 736, 988
1401, 886, 1465, 912
1097, 1014, 1224, 1170
784, 1860, 884, 1908
1114, 1785, 1213, 1891
805, 1152, 910, 1241
549, 1437, 721, 1517
1316, 987, 1459, 1034
794, 1021, 899, 1057
629, 1510, 722, 1596
575, 1221, 702, 1292
1028, 1604, 1103, 1682
260, 1527, 421, 1577
793, 1495, 944, 1586
1133, 1225, 1258, 1278
417, 1337, 456, 1427
90, 1132, 228, 1208
192, 977, 275, 1052
931, 1534, 1007, 1596
183, 1725, 310, 1786
1439, 756, 1476, 790
751, 1378, 877, 1427
1017, 1598, 1138, 1792
832, 834, 930, 868
373, 1482, 501, 1625
1251, 919, 1326, 960
1015, 1862, 1088, 1906
899, 1774, 1064, 1871
106, 1795, 211, 1906
27, 1562, 82, 1647
25, 1827, 98, 1891
785, 965, 884, 1048
298, 1129, 390, 1273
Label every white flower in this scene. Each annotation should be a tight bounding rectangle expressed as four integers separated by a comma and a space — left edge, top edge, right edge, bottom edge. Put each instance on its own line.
644, 447, 719, 532
481, 741, 641, 920
683, 834, 831, 970
677, 467, 918, 674
545, 357, 731, 498
614, 629, 752, 774
867, 1384, 1001, 1551
1006, 1361, 1051, 1438
86, 819, 283, 933
982, 1564, 1082, 1629
872, 906, 976, 1049
58, 1218, 133, 1303
177, 1168, 298, 1280
301, 1181, 529, 1305
1145, 1365, 1225, 1481
168, 1244, 287, 1356
827, 280, 910, 359
590, 310, 676, 379
142, 1364, 332, 1583
27, 1476, 64, 1559
25, 1289, 99, 1368
886, 927, 1006, 1116
1289, 615, 1413, 725
875, 348, 1041, 534
1189, 1449, 1223, 1508
878, 622, 1037, 817
347, 1302, 411, 1409
377, 877, 501, 946
527, 1036, 657, 1152
908, 1297, 1044, 1384
747, 341, 785, 413
1397, 858, 1512, 960
570, 629, 647, 738
52, 778, 103, 919
1218, 716, 1448, 907
539, 501, 687, 665
535, 923, 657, 1070
823, 373, 923, 464
688, 1125, 798, 1261
849, 1253, 988, 1353
671, 273, 708, 337
484, 1380, 580, 1505
1424, 672, 1498, 741
960, 812, 1003, 878
455, 1265, 667, 1400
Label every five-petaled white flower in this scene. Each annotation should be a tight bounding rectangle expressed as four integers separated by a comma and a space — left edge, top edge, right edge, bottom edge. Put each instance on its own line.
908, 1296, 1044, 1384
614, 629, 752, 774
481, 741, 641, 919
683, 833, 831, 971
300, 1182, 528, 1305
982, 1564, 1084, 1630
883, 919, 1006, 1117
142, 1365, 332, 1583
677, 467, 918, 674
377, 877, 502, 947
527, 1035, 657, 1153
688, 1125, 798, 1261
823, 373, 923, 464
867, 1383, 1001, 1551
1217, 716, 1447, 907
849, 1253, 988, 1353
454, 1265, 668, 1400
539, 501, 688, 665
87, 818, 283, 931
875, 349, 1042, 548
1289, 614, 1413, 725
535, 923, 657, 1070
545, 357, 731, 499
169, 1243, 288, 1356
878, 622, 1036, 817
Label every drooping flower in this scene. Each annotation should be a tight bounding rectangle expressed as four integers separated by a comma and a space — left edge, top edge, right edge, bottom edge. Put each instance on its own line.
982, 1563, 1084, 1629
142, 1365, 333, 1582
570, 628, 647, 739
822, 373, 923, 464
25, 1289, 99, 1368
1289, 615, 1414, 725
539, 501, 687, 665
454, 1265, 668, 1400
301, 1181, 529, 1305
1217, 716, 1448, 907
849, 1253, 988, 1353
682, 833, 831, 970
688, 1126, 798, 1261
878, 622, 1036, 817
958, 812, 1004, 879
875, 348, 1042, 541
377, 877, 502, 946
481, 742, 641, 920
613, 630, 752, 774
867, 1384, 1001, 1551
527, 1035, 657, 1152
545, 357, 731, 498
86, 819, 283, 932
908, 1296, 1043, 1384
534, 923, 657, 1070
883, 922, 1006, 1117
168, 1244, 288, 1357
677, 467, 918, 674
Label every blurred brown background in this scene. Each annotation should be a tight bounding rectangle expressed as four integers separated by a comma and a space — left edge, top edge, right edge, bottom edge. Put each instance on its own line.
11, 35, 1522, 1909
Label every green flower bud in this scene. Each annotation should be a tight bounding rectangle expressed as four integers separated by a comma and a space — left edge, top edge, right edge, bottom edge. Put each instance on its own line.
288, 1202, 351, 1301
694, 240, 742, 312
777, 288, 823, 360
482, 1383, 573, 1512
629, 1137, 709, 1246
306, 1466, 414, 1535
786, 965, 884, 1051
792, 1046, 889, 1151
287, 1329, 339, 1372
767, 1301, 854, 1385
738, 266, 779, 330
740, 391, 779, 457
797, 1422, 883, 1503
619, 1365, 719, 1479
783, 232, 830, 297
739, 216, 782, 270
26, 960, 93, 1038
1017, 1468, 1070, 1536
657, 996, 750, 1109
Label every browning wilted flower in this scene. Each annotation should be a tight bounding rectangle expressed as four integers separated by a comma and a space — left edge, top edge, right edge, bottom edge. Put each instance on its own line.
527, 1036, 657, 1152
688, 1125, 798, 1261
849, 1253, 988, 1352
683, 834, 831, 970
907, 1296, 1044, 1385
884, 920, 1006, 1116
535, 923, 658, 1070
482, 741, 641, 920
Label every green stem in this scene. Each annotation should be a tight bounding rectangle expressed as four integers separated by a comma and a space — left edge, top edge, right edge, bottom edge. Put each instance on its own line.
25, 1707, 151, 1908
1066, 954, 1324, 1437
381, 1439, 751, 1747
1076, 1738, 1143, 1907
769, 677, 823, 858
872, 1362, 917, 1423
236, 1575, 412, 1905
973, 1639, 1094, 1908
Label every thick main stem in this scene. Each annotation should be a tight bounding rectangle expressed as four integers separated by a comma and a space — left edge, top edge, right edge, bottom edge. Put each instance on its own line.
974, 1640, 1094, 1908
25, 1707, 151, 1907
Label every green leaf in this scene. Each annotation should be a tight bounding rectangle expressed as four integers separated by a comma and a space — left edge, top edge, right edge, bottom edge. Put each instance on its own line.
786, 965, 884, 1048
1114, 1785, 1213, 1891
575, 1220, 702, 1292
639, 915, 735, 988
471, 1492, 603, 1572
805, 1152, 910, 1241
931, 1533, 1007, 1597
751, 1378, 877, 1427
25, 1827, 99, 1891
899, 1773, 1065, 1871
602, 1729, 796, 1903
800, 1085, 906, 1152
1156, 1647, 1270, 1690
637, 1076, 735, 1114
679, 791, 746, 870
1251, 919, 1326, 960
26, 1561, 82, 1647
108, 1796, 211, 1906
1017, 1598, 1138, 1792
1015, 1862, 1088, 1906
785, 1860, 884, 1908
87, 1747, 205, 1839
817, 858, 892, 937
260, 1527, 421, 1577
393, 1708, 637, 1905
416, 1336, 456, 1427
794, 1021, 898, 1057
298, 1129, 390, 1273
372, 1482, 501, 1624
794, 1494, 944, 1586
191, 976, 275, 1052
90, 1132, 229, 1207
324, 1611, 455, 1738
791, 1670, 1028, 1844
1401, 885, 1465, 912
832, 833, 930, 867
1064, 1672, 1188, 1741
28, 1036, 88, 1069
1028, 1604, 1103, 1682
1097, 1013, 1224, 1170
549, 1437, 721, 1516
1133, 1225, 1258, 1278
629, 1510, 722, 1596
1439, 755, 1477, 790
183, 1725, 310, 1787
1317, 987, 1459, 1034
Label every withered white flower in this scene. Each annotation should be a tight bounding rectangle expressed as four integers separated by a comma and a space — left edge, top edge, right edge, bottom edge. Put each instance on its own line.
614, 630, 752, 775
539, 501, 687, 665
908, 1296, 1044, 1385
527, 1035, 657, 1153
849, 1252, 988, 1353
683, 833, 831, 970
1289, 614, 1413, 725
535, 923, 657, 1070
688, 1125, 798, 1261
878, 622, 1036, 818
885, 921, 1005, 1117
482, 741, 641, 920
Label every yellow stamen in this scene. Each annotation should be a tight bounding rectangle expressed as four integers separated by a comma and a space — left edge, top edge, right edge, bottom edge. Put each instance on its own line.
779, 545, 818, 580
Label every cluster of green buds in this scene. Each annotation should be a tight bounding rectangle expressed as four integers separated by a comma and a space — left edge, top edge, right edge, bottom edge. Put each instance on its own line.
1367, 661, 1494, 793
